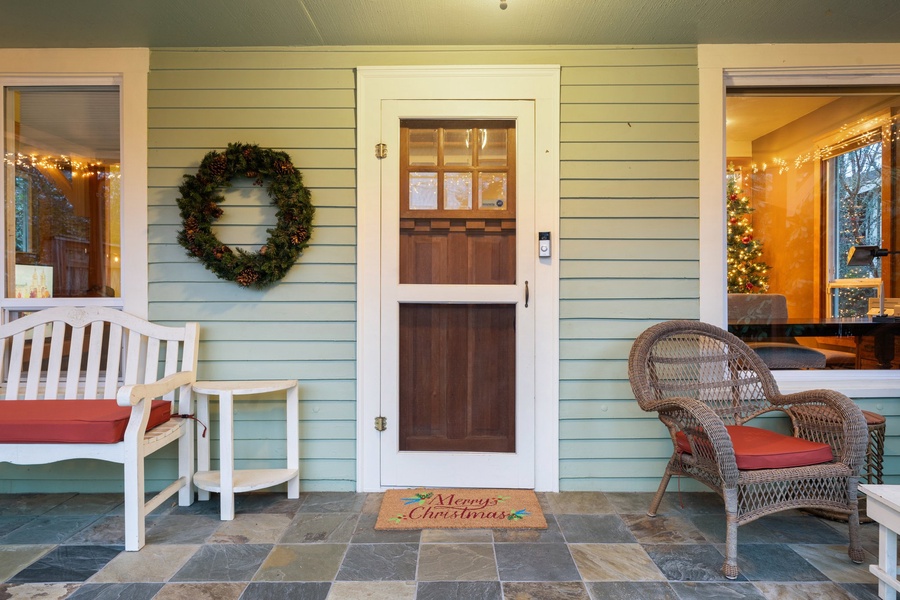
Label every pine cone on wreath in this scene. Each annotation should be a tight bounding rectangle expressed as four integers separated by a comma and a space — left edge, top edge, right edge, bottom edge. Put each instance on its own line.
236, 269, 260, 287
208, 153, 227, 177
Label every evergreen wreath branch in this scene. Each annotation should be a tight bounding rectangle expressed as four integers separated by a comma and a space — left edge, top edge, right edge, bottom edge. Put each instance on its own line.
176, 142, 314, 288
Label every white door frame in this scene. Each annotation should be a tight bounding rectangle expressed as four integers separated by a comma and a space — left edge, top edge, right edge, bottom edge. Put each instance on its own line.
356, 65, 561, 492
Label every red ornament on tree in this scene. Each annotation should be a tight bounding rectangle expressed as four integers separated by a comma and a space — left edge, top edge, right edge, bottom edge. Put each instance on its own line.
746, 282, 754, 290
741, 235, 752, 244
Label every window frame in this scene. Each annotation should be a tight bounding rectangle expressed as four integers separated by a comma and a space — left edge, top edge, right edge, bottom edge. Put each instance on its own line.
0, 49, 148, 319
699, 43, 900, 397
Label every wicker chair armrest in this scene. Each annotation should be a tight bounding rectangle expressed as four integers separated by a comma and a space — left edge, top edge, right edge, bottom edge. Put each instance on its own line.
653, 396, 740, 486
776, 389, 868, 472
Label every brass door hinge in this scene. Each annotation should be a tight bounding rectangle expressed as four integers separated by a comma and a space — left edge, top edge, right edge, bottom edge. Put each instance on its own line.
375, 416, 387, 431
375, 143, 387, 160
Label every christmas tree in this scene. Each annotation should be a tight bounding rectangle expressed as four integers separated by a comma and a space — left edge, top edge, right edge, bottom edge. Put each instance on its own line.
727, 168, 770, 293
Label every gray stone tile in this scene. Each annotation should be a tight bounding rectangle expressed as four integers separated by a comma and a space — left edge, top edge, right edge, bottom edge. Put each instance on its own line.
544, 492, 615, 515
752, 581, 858, 599
840, 582, 880, 600
556, 514, 636, 543
417, 581, 502, 600
145, 514, 220, 545
607, 492, 726, 516
281, 512, 359, 543
8, 545, 121, 583
335, 543, 418, 581
327, 581, 417, 599
691, 513, 849, 545
644, 543, 740, 582
735, 543, 829, 582
0, 582, 80, 598
492, 514, 565, 543
45, 494, 122, 516
587, 581, 680, 600
417, 543, 497, 581
351, 514, 420, 543
90, 544, 199, 583
234, 492, 307, 516
170, 544, 272, 582
209, 514, 293, 544
0, 544, 54, 581
298, 493, 366, 514
495, 542, 580, 581
668, 581, 767, 599
67, 582, 164, 599
622, 513, 708, 544
153, 582, 247, 599
66, 516, 126, 545
253, 544, 346, 581
501, 581, 590, 599
0, 515, 102, 545
239, 581, 331, 599
0, 493, 75, 517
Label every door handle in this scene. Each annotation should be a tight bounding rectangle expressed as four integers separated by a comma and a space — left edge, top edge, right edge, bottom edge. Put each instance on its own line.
525, 281, 529, 308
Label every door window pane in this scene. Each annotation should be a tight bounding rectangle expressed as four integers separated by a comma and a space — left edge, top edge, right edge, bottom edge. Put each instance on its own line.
443, 129, 473, 166
444, 172, 472, 210
409, 129, 438, 166
479, 173, 507, 210
4, 86, 121, 299
478, 128, 507, 166
409, 172, 438, 210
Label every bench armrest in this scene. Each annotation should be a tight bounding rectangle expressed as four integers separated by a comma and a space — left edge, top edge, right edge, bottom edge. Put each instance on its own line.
116, 371, 195, 407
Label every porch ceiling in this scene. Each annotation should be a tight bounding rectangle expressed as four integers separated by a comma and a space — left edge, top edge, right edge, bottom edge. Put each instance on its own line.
3, 0, 900, 49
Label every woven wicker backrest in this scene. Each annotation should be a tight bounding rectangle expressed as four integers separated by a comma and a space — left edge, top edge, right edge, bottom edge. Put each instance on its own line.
629, 320, 782, 425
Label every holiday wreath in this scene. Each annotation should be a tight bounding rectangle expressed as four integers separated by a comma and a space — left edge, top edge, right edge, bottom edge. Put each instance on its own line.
176, 143, 314, 288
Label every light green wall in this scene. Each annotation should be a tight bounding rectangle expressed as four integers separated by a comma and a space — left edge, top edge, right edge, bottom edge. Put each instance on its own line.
143, 44, 701, 493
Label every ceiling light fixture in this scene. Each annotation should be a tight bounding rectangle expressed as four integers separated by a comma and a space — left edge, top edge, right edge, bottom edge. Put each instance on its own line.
499, 0, 508, 9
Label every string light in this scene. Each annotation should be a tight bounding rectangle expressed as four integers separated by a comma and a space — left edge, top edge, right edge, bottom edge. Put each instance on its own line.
3, 152, 120, 179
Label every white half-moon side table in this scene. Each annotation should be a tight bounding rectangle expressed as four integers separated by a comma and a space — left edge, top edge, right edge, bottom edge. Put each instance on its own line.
192, 380, 300, 520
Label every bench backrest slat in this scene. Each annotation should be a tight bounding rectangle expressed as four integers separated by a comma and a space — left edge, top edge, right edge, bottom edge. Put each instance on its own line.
83, 322, 105, 399
45, 322, 67, 397
103, 323, 123, 400
0, 307, 199, 403
64, 326, 86, 399
5, 333, 25, 400
24, 323, 47, 398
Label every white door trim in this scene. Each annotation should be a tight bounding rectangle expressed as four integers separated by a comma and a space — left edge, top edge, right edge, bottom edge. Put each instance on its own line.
356, 65, 561, 492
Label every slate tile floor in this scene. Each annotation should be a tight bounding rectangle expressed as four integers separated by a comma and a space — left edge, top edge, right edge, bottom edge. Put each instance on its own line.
0, 490, 884, 599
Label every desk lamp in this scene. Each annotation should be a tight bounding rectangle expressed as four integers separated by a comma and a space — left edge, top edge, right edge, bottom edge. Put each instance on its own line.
847, 245, 900, 321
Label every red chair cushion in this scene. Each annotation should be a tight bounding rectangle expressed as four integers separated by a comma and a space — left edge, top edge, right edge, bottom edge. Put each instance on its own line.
675, 425, 833, 470
0, 400, 172, 444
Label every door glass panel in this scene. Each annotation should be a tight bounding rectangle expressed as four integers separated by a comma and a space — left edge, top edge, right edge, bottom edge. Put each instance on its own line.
409, 129, 438, 166
443, 128, 473, 166
399, 303, 515, 453
4, 85, 121, 299
409, 172, 438, 210
479, 173, 507, 210
444, 172, 472, 210
478, 128, 507, 166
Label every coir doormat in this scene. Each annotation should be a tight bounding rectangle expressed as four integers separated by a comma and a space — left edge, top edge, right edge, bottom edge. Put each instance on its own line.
375, 488, 547, 530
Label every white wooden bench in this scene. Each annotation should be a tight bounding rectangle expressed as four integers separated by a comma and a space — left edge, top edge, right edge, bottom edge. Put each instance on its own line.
0, 306, 199, 550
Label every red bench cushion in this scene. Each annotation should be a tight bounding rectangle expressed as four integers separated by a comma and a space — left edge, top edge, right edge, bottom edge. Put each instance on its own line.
675, 425, 834, 470
0, 400, 172, 444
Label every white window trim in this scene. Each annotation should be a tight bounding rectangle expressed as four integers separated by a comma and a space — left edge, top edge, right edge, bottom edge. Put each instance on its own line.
699, 43, 900, 397
0, 49, 149, 319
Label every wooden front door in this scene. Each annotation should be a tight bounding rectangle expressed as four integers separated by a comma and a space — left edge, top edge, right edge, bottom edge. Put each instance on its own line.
380, 100, 536, 488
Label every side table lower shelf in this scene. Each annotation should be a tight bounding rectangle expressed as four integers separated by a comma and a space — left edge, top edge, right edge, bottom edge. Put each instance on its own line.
194, 468, 299, 494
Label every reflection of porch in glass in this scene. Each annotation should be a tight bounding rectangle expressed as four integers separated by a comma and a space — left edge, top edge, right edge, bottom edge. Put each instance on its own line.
728, 317, 900, 369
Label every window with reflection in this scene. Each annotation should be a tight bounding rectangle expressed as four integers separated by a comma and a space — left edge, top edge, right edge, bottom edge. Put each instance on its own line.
3, 86, 121, 301
726, 87, 900, 369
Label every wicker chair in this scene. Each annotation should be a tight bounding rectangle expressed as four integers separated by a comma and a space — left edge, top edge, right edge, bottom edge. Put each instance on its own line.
628, 320, 868, 579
